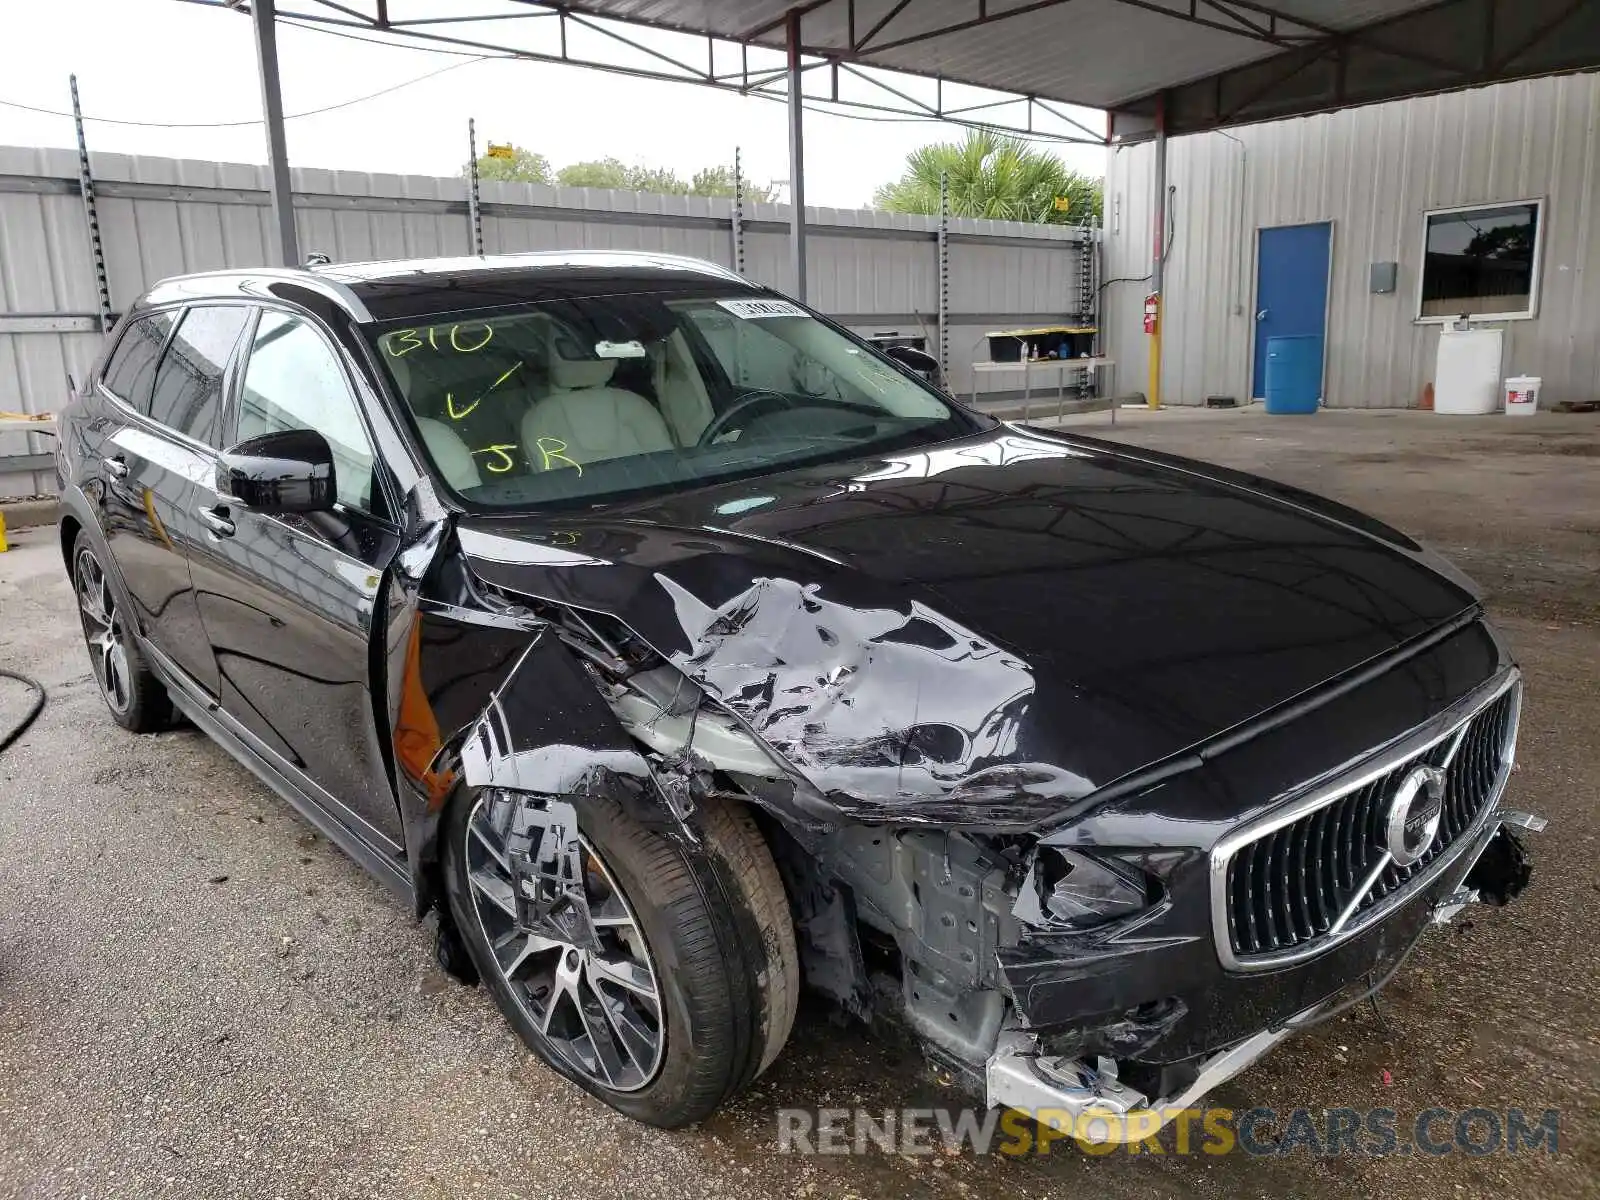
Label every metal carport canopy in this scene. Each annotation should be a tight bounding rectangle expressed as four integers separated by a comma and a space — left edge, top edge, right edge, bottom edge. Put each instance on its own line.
476, 1, 1600, 138
214, 0, 1600, 292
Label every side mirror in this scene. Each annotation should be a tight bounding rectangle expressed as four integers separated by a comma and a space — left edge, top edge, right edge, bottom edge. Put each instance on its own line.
882, 343, 942, 383
217, 429, 336, 514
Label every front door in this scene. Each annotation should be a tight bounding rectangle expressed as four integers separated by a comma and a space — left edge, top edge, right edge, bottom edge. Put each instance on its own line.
186, 307, 404, 850
1252, 223, 1332, 401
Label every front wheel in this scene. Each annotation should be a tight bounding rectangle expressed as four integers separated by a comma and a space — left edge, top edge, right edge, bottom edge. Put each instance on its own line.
441, 788, 798, 1127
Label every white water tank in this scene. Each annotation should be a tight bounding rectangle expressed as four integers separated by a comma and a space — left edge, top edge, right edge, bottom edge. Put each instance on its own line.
1434, 326, 1504, 415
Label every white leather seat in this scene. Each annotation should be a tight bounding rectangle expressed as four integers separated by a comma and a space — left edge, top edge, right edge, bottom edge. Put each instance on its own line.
521, 330, 675, 469
415, 417, 483, 491
386, 351, 484, 492
652, 330, 714, 444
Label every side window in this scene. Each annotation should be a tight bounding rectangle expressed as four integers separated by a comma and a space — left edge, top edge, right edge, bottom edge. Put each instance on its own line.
148, 306, 251, 445
101, 311, 177, 415
238, 312, 377, 512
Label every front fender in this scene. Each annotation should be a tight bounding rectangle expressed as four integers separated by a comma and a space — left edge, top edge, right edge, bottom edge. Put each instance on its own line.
396, 613, 691, 915
452, 627, 670, 817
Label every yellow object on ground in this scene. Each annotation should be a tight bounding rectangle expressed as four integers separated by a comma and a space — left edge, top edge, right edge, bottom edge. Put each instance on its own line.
1148, 319, 1163, 409
0, 511, 8, 554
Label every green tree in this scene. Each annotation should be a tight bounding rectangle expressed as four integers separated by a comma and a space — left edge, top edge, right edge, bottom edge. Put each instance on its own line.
469, 146, 552, 184
689, 165, 780, 202
557, 158, 679, 191
872, 130, 1103, 225
466, 145, 780, 200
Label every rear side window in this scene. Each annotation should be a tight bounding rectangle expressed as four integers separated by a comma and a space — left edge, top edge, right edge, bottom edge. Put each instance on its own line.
148, 305, 251, 445
101, 311, 176, 414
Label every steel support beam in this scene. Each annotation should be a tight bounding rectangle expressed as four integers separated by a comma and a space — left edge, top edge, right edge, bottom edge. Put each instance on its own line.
251, 0, 300, 267
69, 76, 114, 334
937, 170, 949, 379
466, 117, 484, 255
1148, 94, 1168, 411
786, 9, 807, 301
731, 146, 747, 276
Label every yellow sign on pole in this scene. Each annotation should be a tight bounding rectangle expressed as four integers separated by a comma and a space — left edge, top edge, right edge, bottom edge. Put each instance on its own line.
1053, 195, 1071, 212
486, 142, 515, 161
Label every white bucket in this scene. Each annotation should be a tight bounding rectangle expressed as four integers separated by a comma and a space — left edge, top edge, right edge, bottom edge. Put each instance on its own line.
1505, 375, 1541, 416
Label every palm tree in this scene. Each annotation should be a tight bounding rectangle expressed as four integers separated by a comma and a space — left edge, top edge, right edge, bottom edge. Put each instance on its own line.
872, 130, 1101, 225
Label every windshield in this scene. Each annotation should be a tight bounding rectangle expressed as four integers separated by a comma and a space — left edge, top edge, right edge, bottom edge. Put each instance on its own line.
365, 289, 976, 509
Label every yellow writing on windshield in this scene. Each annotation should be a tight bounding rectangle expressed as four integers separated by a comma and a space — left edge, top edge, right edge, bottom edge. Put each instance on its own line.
536, 437, 583, 475
473, 445, 520, 474
387, 328, 424, 358
464, 439, 584, 476
446, 361, 524, 421
451, 324, 494, 353
385, 323, 496, 358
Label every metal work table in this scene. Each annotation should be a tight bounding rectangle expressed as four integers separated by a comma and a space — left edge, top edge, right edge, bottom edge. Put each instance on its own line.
969, 357, 1116, 422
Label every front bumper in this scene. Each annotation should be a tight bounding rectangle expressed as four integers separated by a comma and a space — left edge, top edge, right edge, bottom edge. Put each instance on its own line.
985, 811, 1542, 1144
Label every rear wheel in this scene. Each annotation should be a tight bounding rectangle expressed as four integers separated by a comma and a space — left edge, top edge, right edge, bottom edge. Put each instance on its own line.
72, 532, 171, 733
442, 788, 797, 1127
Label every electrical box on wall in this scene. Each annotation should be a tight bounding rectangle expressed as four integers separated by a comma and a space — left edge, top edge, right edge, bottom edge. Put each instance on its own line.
1370, 261, 1398, 293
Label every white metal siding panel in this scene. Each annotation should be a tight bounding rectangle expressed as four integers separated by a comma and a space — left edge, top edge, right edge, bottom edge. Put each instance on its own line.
1106, 71, 1600, 409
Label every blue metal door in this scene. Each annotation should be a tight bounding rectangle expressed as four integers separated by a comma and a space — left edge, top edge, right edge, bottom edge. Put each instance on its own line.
1252, 223, 1331, 400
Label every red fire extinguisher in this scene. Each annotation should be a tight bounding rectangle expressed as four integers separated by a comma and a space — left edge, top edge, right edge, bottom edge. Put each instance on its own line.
1143, 292, 1160, 335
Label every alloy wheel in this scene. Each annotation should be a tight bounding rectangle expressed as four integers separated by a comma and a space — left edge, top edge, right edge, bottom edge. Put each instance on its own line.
75, 547, 133, 716
463, 793, 666, 1092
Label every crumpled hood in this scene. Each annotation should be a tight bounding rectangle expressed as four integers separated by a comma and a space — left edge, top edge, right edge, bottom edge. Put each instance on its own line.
456, 427, 1477, 825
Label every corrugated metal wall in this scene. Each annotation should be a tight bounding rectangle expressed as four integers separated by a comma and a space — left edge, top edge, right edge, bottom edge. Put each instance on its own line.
0, 145, 1090, 494
1104, 72, 1600, 409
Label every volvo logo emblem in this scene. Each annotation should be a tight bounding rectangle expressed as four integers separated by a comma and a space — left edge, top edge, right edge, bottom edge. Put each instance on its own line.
1385, 765, 1447, 867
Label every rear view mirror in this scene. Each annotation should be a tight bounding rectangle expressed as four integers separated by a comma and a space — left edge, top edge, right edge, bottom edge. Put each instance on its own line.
218, 429, 336, 514
882, 343, 942, 384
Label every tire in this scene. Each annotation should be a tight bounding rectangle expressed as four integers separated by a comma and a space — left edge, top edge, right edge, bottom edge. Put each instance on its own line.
71, 530, 172, 733
442, 788, 798, 1128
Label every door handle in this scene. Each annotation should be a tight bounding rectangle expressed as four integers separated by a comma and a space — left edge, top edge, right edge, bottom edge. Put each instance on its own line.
103, 454, 129, 479
198, 504, 235, 538
1256, 309, 1269, 322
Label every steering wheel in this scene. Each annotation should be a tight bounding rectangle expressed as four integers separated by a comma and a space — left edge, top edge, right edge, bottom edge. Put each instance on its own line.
696, 389, 799, 447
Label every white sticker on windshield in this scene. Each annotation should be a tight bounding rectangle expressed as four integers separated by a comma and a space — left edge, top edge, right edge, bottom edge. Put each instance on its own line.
594, 339, 646, 358
716, 298, 807, 320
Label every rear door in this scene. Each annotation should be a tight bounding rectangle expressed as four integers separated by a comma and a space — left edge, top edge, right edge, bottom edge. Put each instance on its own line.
93, 305, 251, 695
186, 306, 405, 849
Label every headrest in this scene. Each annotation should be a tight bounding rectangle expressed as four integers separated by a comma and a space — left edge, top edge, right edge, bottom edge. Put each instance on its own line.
550, 357, 617, 390
546, 324, 616, 391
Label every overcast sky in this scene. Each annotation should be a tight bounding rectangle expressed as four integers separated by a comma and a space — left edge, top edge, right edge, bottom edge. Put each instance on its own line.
0, 0, 1108, 208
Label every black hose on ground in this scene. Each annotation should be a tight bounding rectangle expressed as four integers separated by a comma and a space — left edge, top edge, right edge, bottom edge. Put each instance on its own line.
0, 667, 46, 755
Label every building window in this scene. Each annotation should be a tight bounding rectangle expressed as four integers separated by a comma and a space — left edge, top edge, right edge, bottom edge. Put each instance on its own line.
1419, 201, 1541, 320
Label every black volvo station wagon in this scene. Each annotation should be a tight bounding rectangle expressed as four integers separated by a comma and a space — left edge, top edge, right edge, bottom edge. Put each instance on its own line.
55, 252, 1542, 1132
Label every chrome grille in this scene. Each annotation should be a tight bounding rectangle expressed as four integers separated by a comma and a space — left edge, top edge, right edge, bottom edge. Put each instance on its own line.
1221, 682, 1518, 965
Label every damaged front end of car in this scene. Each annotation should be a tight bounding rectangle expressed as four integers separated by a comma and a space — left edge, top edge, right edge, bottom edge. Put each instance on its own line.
388, 512, 1541, 1143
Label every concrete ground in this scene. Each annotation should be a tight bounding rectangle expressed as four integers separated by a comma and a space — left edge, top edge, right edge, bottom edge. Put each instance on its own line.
0, 407, 1595, 1199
